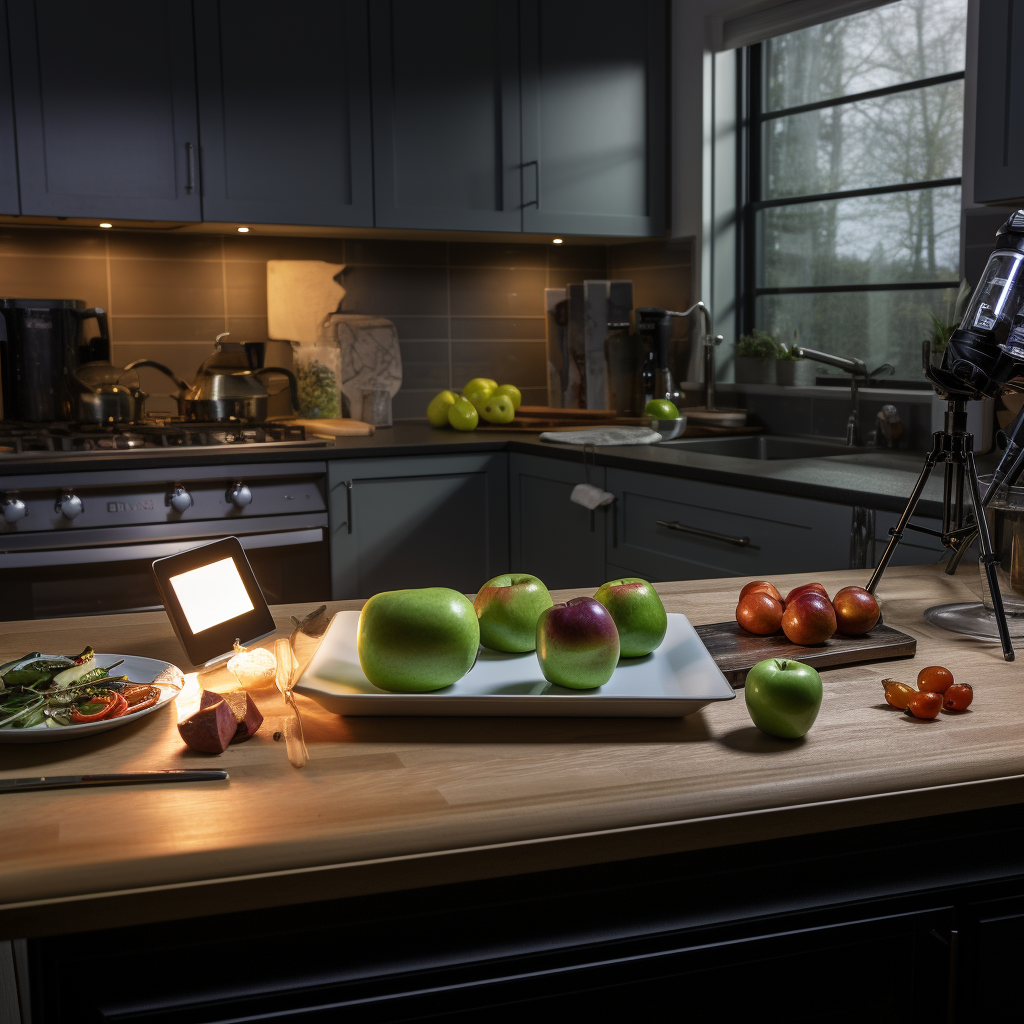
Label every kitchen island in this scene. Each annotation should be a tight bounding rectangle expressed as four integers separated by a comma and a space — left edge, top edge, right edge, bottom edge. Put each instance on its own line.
2, 565, 1021, 1022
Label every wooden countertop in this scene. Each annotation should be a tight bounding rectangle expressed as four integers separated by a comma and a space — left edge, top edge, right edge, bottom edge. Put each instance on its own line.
2, 565, 1022, 939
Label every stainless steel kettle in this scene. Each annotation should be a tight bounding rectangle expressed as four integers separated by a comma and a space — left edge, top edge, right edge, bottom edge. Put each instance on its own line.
127, 333, 298, 422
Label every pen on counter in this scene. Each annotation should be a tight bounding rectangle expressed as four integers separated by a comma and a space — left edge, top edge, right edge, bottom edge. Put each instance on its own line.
0, 770, 229, 793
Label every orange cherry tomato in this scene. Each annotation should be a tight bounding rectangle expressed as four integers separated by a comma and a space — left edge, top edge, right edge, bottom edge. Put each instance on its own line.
943, 683, 974, 712
905, 691, 942, 720
917, 665, 954, 694
882, 679, 916, 709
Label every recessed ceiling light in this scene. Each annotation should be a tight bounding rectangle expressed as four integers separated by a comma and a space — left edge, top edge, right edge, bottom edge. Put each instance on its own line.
99, 222, 112, 229
237, 226, 249, 233
552, 238, 563, 244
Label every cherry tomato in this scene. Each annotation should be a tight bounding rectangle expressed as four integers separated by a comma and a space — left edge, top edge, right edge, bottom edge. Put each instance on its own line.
882, 679, 917, 709
917, 665, 954, 693
905, 691, 942, 720
943, 683, 974, 712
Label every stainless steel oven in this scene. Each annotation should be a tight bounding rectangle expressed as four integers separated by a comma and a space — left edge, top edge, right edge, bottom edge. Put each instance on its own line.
0, 462, 330, 620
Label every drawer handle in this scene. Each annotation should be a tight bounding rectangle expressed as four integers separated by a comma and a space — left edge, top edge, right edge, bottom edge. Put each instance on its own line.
656, 519, 759, 550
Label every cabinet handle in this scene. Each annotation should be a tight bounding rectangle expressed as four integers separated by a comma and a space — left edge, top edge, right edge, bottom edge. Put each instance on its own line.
345, 480, 353, 534
523, 159, 539, 208
186, 142, 195, 195
656, 519, 759, 550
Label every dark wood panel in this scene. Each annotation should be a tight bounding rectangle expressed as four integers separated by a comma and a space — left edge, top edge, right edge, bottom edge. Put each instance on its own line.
8, 0, 201, 220
520, 0, 667, 236
0, 0, 18, 214
694, 619, 917, 686
194, 0, 374, 226
369, 0, 522, 231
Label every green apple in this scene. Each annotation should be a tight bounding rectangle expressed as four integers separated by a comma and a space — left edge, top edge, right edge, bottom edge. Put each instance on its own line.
474, 573, 553, 652
477, 393, 515, 425
493, 384, 522, 410
536, 597, 620, 689
593, 578, 667, 658
645, 398, 680, 420
744, 658, 823, 739
462, 378, 497, 401
357, 587, 480, 692
426, 390, 458, 427
447, 397, 479, 431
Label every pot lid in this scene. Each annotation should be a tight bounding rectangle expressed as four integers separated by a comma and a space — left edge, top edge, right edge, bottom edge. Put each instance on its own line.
188, 333, 271, 401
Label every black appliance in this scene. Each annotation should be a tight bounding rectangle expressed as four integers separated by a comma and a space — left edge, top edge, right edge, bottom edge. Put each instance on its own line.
0, 298, 108, 422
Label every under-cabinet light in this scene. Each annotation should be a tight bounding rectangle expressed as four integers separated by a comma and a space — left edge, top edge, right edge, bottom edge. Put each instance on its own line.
99, 222, 112, 229
552, 238, 563, 244
237, 226, 249, 233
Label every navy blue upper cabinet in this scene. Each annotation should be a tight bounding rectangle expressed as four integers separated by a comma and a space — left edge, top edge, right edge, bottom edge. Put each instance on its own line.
520, 0, 667, 237
7, 0, 201, 221
974, 0, 1024, 203
194, 0, 373, 227
369, 1, 522, 232
0, 1, 19, 215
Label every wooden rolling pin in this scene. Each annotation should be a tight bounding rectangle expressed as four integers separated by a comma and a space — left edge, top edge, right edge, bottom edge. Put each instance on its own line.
288, 418, 375, 437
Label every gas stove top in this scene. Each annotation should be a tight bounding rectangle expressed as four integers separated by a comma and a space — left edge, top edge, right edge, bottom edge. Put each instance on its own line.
0, 420, 330, 454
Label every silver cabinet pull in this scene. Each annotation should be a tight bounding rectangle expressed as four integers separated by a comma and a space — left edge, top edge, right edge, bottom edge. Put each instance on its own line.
186, 141, 196, 195
656, 519, 758, 549
522, 159, 539, 208
345, 481, 353, 534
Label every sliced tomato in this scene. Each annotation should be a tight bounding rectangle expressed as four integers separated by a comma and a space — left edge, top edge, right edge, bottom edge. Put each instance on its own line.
70, 694, 117, 723
105, 692, 129, 718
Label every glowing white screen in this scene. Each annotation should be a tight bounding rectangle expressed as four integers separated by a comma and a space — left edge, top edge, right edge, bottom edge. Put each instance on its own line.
169, 557, 254, 634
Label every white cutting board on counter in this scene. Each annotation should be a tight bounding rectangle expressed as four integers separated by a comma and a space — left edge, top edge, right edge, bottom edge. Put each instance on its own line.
267, 260, 345, 344
294, 612, 735, 718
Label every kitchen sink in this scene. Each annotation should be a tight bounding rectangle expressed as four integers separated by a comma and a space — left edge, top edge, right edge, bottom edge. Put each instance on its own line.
659, 435, 862, 459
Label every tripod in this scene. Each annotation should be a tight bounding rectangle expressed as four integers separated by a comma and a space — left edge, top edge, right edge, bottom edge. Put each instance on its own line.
866, 397, 1016, 662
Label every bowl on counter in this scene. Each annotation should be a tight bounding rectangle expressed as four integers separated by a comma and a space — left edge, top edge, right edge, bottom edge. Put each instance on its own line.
647, 416, 686, 441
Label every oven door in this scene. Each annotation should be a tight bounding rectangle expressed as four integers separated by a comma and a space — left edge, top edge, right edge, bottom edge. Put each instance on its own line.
0, 526, 330, 620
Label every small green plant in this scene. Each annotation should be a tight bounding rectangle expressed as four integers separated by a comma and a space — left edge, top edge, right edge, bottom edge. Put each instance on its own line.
777, 343, 798, 361
930, 279, 972, 354
737, 329, 780, 359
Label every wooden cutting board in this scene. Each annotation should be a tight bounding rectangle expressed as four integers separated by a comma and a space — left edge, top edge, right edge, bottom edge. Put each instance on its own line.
694, 620, 917, 687
288, 418, 375, 437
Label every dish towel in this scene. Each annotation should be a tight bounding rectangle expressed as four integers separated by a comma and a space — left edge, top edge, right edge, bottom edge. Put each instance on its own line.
539, 426, 663, 446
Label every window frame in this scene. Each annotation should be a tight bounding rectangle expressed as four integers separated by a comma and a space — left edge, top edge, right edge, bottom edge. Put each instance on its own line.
737, 37, 966, 384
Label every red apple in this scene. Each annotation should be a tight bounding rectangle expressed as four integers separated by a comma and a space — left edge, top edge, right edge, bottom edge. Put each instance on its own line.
784, 582, 829, 607
536, 596, 620, 689
781, 591, 836, 645
739, 580, 782, 603
831, 586, 879, 636
736, 592, 784, 635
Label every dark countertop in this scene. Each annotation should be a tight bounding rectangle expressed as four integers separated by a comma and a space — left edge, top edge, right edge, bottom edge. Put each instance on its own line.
0, 422, 993, 518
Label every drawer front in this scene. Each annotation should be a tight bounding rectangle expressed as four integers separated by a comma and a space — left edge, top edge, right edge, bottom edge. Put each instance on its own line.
607, 469, 852, 580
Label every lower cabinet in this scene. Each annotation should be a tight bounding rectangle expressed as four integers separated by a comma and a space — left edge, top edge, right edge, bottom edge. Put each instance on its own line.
328, 453, 508, 599
606, 468, 854, 581
509, 453, 609, 590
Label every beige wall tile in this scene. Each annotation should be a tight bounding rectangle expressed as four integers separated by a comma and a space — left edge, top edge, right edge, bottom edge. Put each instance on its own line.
224, 261, 267, 316
111, 316, 225, 343
0, 254, 108, 307
110, 257, 224, 316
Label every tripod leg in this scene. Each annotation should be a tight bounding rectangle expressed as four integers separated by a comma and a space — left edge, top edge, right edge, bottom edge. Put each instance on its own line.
867, 453, 938, 594
966, 450, 1015, 662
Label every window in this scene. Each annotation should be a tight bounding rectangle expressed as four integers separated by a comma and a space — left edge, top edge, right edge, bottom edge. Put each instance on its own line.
739, 0, 968, 383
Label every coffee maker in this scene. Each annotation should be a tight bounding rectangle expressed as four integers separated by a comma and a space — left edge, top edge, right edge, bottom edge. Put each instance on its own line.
0, 299, 108, 421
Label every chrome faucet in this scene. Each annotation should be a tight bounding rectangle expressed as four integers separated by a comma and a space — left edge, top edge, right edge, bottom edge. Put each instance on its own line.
680, 301, 724, 411
792, 347, 895, 445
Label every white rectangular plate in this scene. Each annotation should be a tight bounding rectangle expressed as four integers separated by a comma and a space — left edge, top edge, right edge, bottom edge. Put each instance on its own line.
294, 612, 735, 717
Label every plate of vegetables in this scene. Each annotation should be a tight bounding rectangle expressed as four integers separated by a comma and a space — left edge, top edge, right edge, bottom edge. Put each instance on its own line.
0, 648, 184, 743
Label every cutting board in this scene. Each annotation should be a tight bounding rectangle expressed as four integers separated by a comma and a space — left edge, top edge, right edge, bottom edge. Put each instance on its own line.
288, 418, 374, 437
694, 620, 917, 687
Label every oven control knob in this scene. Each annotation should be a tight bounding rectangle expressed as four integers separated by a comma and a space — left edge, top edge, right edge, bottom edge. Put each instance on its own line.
2, 497, 27, 524
169, 486, 193, 513
55, 490, 83, 520
228, 481, 252, 509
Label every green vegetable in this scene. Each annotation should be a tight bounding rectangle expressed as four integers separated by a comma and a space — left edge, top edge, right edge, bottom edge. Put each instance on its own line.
737, 330, 780, 359
295, 359, 341, 418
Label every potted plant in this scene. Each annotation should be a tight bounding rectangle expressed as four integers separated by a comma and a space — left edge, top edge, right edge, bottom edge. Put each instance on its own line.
924, 279, 971, 372
735, 330, 779, 384
776, 343, 817, 386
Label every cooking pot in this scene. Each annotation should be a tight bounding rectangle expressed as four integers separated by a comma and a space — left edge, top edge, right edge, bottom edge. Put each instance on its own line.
126, 333, 298, 422
75, 360, 147, 424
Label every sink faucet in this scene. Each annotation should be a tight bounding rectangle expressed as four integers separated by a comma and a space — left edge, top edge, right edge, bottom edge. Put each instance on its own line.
680, 301, 724, 411
792, 347, 895, 445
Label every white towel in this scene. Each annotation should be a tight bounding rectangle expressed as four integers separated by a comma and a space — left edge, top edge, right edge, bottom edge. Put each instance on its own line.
539, 426, 662, 446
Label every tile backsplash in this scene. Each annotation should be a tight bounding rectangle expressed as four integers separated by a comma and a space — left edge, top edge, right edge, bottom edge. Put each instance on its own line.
0, 226, 692, 419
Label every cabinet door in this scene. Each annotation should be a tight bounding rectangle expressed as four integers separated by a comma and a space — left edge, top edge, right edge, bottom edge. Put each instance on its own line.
7, 0, 200, 220
974, 0, 1024, 203
520, 0, 666, 237
328, 454, 508, 600
194, 0, 373, 227
369, 1, 522, 231
0, 1, 18, 215
509, 453, 608, 591
958, 894, 1024, 1022
607, 468, 853, 581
